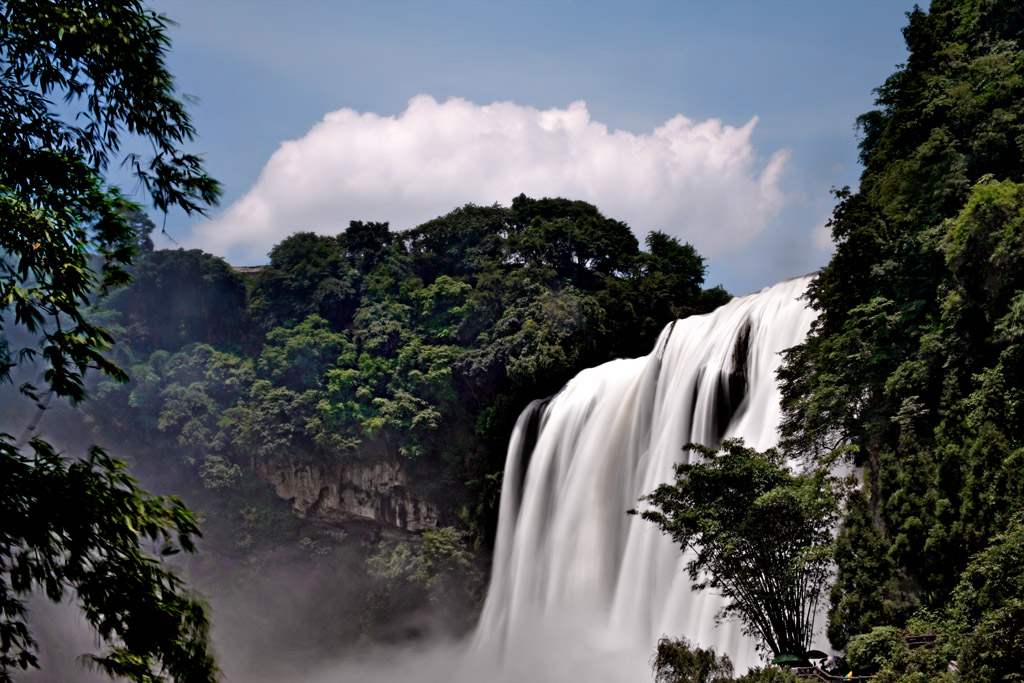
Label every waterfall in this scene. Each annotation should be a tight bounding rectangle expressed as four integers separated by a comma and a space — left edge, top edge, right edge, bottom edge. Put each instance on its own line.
473, 274, 818, 680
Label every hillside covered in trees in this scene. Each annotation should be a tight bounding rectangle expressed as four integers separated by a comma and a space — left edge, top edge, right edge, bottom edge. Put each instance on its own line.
776, 0, 1024, 679
42, 194, 730, 664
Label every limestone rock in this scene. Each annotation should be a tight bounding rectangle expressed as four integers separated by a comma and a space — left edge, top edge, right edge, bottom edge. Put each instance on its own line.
256, 458, 440, 532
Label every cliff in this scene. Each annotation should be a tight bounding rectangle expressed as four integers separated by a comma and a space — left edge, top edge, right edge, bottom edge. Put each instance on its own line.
255, 458, 440, 533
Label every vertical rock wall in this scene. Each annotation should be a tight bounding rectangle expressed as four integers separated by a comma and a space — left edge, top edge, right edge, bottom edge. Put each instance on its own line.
256, 458, 440, 532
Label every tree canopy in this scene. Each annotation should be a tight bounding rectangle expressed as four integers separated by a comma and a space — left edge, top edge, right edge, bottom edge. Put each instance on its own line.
78, 197, 726, 550
650, 635, 735, 683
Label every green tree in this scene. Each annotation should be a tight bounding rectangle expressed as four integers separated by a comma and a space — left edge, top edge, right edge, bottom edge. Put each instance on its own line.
511, 194, 639, 286
364, 527, 484, 635
339, 220, 394, 272
124, 208, 157, 254
249, 232, 358, 331
845, 627, 909, 675
405, 204, 509, 282
948, 516, 1024, 682
258, 315, 354, 392
598, 230, 708, 357
826, 490, 909, 649
0, 1, 219, 679
650, 636, 734, 683
633, 440, 842, 658
0, 440, 215, 681
222, 380, 319, 466
734, 667, 799, 683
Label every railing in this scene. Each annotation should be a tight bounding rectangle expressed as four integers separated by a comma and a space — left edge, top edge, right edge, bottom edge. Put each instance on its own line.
791, 667, 873, 682
904, 634, 938, 648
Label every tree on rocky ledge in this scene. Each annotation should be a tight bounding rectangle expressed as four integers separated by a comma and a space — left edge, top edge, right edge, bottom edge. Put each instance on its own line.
1, 1, 219, 680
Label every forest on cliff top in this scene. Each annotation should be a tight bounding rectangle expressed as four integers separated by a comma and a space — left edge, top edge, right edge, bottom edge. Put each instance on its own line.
23, 194, 727, 668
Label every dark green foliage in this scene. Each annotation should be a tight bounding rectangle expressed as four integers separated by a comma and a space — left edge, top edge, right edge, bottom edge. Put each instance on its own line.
84, 193, 721, 549
0, 439, 215, 682
511, 193, 640, 284
250, 231, 359, 331
733, 667, 799, 683
827, 490, 910, 649
599, 230, 709, 357
634, 440, 843, 657
778, 0, 1024, 652
948, 517, 1024, 682
698, 285, 734, 313
223, 380, 320, 464
1, 0, 220, 679
0, 1, 219, 218
650, 636, 734, 683
340, 220, 394, 272
257, 314, 353, 392
125, 209, 156, 254
846, 627, 908, 675
406, 205, 508, 282
864, 640, 960, 683
364, 527, 484, 637
104, 249, 250, 353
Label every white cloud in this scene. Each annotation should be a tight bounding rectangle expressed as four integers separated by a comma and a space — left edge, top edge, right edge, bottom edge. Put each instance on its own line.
185, 96, 790, 264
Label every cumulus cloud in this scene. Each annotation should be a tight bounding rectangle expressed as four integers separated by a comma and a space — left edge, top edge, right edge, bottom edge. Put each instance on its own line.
185, 96, 790, 264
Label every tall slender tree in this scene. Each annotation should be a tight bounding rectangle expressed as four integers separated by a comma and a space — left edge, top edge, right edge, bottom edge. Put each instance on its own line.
633, 440, 842, 658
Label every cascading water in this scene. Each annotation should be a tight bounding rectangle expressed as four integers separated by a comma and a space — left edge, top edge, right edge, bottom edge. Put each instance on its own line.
472, 274, 818, 680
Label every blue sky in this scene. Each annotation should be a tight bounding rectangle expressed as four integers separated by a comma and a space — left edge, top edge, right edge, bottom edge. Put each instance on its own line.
143, 0, 915, 295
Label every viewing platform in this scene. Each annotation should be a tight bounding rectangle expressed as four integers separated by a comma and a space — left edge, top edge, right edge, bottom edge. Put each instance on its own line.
791, 667, 872, 682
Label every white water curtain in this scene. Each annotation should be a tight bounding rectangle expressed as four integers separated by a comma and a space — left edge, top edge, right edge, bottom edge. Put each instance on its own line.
473, 275, 818, 680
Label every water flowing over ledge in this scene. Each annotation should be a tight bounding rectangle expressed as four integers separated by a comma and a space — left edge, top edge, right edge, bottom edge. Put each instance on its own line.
473, 274, 818, 679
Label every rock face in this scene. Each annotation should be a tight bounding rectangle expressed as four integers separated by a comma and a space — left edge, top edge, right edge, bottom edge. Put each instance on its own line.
257, 459, 440, 532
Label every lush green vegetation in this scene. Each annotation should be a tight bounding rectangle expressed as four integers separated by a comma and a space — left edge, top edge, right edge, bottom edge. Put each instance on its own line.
650, 637, 805, 683
79, 194, 722, 542
46, 194, 725, 660
651, 636, 735, 683
0, 1, 219, 680
772, 0, 1024, 678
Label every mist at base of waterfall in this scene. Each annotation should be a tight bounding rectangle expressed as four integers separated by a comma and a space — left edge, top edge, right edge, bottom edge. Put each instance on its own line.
278, 610, 653, 683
